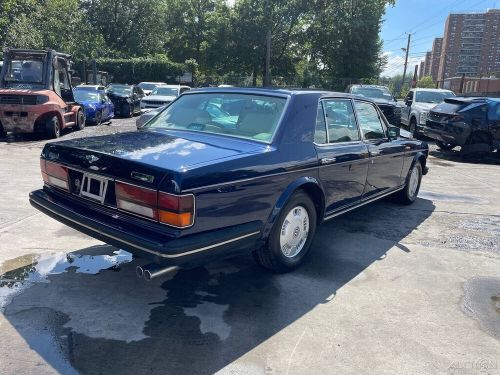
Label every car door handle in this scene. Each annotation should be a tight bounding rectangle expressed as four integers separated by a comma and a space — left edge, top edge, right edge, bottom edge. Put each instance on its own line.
320, 157, 336, 165
370, 150, 381, 156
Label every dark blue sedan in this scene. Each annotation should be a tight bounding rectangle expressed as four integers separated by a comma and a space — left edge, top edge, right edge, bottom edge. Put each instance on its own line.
73, 88, 114, 125
29, 88, 428, 278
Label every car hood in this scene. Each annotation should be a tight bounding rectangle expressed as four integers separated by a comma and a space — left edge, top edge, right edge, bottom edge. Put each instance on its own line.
45, 129, 268, 172
145, 95, 177, 101
372, 98, 397, 106
413, 102, 438, 111
107, 93, 130, 99
77, 100, 100, 106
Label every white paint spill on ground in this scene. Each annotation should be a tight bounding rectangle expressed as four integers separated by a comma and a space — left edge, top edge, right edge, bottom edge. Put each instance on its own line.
184, 300, 231, 340
0, 250, 133, 311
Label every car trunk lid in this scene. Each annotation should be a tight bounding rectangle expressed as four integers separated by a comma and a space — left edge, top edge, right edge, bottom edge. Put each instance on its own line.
42, 129, 267, 193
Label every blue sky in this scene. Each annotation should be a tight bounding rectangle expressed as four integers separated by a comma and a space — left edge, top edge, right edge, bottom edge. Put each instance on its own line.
381, 0, 500, 76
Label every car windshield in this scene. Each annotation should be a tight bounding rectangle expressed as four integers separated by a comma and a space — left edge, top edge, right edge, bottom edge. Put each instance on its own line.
138, 83, 158, 90
151, 87, 179, 96
352, 87, 393, 100
74, 90, 100, 102
107, 85, 131, 95
3, 58, 44, 83
416, 91, 455, 103
146, 93, 287, 143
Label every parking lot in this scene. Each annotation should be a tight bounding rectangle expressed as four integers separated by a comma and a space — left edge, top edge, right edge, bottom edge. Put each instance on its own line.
0, 118, 499, 374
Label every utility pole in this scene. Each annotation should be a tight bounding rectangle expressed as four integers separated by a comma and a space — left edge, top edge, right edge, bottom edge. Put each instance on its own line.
264, 29, 271, 86
401, 33, 411, 90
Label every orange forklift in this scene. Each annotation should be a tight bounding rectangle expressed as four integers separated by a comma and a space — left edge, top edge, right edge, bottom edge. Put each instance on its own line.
0, 48, 85, 138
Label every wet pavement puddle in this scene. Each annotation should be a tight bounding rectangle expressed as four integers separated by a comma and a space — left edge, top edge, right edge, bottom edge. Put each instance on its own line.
462, 276, 500, 340
0, 249, 133, 311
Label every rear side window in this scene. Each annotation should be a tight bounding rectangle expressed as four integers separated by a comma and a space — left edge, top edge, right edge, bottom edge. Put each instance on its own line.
314, 102, 327, 144
323, 99, 360, 143
354, 101, 386, 140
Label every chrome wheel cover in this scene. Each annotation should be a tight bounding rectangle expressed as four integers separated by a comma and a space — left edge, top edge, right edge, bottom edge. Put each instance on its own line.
408, 166, 419, 198
280, 205, 309, 258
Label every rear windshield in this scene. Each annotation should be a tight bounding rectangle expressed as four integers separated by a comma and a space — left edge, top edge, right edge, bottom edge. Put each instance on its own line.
146, 93, 287, 143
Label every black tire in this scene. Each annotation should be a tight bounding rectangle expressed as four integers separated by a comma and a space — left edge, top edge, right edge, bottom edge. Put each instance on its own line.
126, 103, 133, 118
436, 140, 455, 151
394, 162, 422, 205
253, 191, 317, 273
45, 116, 60, 139
409, 118, 418, 138
76, 110, 85, 130
94, 111, 102, 126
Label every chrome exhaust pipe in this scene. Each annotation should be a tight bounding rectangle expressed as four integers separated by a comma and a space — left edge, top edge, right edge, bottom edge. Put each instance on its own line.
136, 265, 145, 279
141, 264, 179, 281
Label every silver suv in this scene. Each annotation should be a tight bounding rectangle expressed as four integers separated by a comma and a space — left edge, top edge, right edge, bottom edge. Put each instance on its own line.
401, 88, 455, 136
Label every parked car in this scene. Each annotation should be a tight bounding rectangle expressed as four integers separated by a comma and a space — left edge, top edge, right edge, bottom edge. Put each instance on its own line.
400, 88, 455, 136
106, 84, 144, 117
136, 105, 166, 129
346, 84, 401, 126
29, 88, 428, 279
75, 84, 106, 91
140, 85, 190, 110
73, 87, 114, 125
137, 82, 166, 96
423, 97, 500, 154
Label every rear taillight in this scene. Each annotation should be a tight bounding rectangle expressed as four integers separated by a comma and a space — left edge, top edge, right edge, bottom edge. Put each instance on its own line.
115, 182, 158, 220
158, 193, 195, 228
42, 160, 69, 191
114, 182, 195, 228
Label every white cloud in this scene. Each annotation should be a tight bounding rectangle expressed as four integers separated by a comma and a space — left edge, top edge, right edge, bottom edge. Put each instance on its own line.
381, 51, 424, 77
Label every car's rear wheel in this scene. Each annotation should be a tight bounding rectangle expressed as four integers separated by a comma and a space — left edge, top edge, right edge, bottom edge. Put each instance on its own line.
254, 191, 317, 273
436, 140, 455, 151
394, 162, 422, 205
45, 116, 60, 139
76, 110, 85, 130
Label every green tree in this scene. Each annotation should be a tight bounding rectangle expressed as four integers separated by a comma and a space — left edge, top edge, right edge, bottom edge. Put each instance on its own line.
0, 0, 42, 48
417, 76, 436, 89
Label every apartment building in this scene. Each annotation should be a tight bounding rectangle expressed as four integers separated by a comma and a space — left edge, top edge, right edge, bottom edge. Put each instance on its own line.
437, 9, 500, 84
430, 38, 443, 81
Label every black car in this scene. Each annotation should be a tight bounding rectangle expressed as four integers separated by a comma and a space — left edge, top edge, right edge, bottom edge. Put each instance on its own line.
424, 97, 500, 154
30, 88, 428, 278
346, 84, 402, 126
106, 84, 144, 117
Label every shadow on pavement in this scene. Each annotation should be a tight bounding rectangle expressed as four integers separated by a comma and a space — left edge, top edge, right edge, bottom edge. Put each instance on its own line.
429, 147, 500, 166
1, 198, 435, 374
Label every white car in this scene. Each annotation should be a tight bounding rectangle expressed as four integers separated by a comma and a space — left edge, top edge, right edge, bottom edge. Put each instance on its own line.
137, 81, 167, 96
400, 88, 455, 136
140, 85, 190, 110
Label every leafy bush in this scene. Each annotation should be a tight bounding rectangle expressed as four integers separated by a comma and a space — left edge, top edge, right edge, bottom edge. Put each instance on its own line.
76, 55, 185, 84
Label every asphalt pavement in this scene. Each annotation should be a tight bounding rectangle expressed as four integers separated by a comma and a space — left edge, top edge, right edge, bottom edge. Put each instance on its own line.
0, 117, 499, 375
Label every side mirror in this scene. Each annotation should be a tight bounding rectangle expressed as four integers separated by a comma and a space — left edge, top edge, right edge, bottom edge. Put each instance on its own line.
405, 99, 412, 106
387, 126, 400, 139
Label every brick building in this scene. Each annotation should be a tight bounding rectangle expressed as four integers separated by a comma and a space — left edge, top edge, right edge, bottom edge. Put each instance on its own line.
423, 52, 432, 76
437, 9, 500, 85
430, 37, 443, 82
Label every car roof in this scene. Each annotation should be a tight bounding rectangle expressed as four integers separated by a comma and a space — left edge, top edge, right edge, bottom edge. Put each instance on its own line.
76, 85, 106, 90
412, 88, 453, 92
138, 82, 166, 84
349, 84, 390, 89
186, 87, 361, 99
